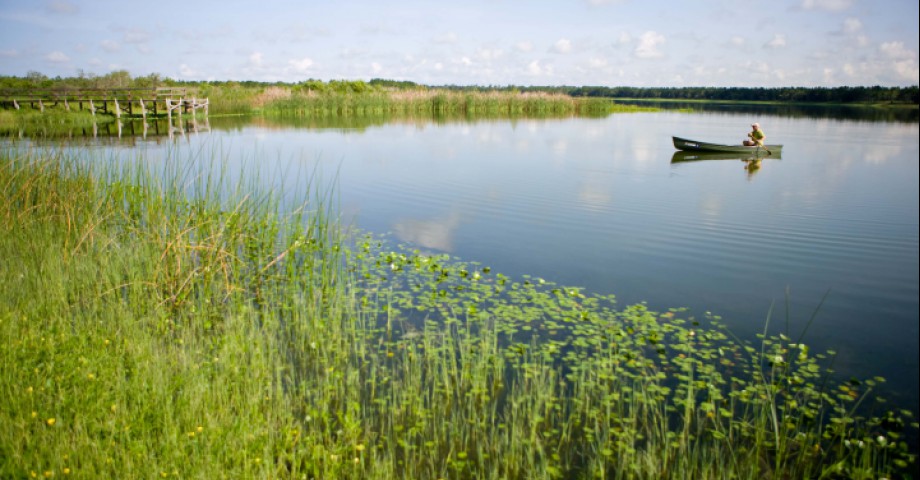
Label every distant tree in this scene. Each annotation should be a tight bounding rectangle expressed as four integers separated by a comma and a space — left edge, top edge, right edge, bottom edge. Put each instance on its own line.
26, 71, 49, 87
98, 70, 132, 88
135, 73, 162, 89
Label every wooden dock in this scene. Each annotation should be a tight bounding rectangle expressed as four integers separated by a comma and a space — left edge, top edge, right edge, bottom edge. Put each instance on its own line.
0, 87, 208, 119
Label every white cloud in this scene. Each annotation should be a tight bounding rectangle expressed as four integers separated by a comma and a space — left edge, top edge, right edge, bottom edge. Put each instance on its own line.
339, 48, 368, 60
287, 57, 314, 73
371, 62, 383, 74
615, 32, 631, 46
892, 60, 919, 83
45, 51, 69, 63
100, 40, 119, 52
730, 36, 745, 47
123, 28, 151, 44
801, 0, 853, 11
434, 32, 458, 44
1, 49, 19, 57
880, 41, 914, 60
842, 63, 856, 77
765, 34, 787, 49
515, 41, 534, 53
552, 39, 573, 54
477, 48, 503, 61
249, 52, 263, 67
178, 64, 199, 78
634, 31, 665, 59
842, 18, 862, 34
527, 60, 544, 75
839, 58, 919, 84
588, 57, 608, 68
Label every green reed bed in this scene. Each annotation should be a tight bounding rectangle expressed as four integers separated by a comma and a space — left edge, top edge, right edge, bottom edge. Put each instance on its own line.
0, 108, 109, 130
201, 84, 261, 116
1, 147, 915, 479
261, 89, 630, 118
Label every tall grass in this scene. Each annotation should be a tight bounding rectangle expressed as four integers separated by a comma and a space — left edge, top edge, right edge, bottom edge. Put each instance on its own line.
261, 89, 622, 118
1, 146, 915, 479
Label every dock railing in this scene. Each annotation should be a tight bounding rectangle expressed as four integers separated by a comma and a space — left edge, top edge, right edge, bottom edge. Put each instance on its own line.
0, 87, 208, 118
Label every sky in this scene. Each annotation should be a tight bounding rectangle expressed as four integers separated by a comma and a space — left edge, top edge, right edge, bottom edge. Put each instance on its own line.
1, 0, 918, 87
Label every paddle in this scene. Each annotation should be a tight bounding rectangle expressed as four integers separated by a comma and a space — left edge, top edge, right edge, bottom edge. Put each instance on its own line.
756, 140, 771, 155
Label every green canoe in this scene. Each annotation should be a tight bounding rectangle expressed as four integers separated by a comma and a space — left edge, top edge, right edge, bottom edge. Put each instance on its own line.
672, 136, 782, 154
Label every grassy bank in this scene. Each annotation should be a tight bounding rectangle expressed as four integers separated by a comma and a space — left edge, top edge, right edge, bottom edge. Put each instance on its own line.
1, 147, 915, 479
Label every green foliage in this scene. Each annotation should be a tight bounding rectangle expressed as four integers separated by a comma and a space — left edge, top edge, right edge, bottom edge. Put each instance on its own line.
1, 146, 915, 479
262, 88, 615, 118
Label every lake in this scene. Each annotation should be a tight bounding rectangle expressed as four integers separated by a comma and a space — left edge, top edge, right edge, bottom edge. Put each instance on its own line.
7, 105, 919, 414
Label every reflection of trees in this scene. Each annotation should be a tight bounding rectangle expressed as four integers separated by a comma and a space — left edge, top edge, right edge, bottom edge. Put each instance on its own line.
255, 111, 586, 131
566, 85, 919, 105
0, 116, 212, 145
612, 101, 919, 123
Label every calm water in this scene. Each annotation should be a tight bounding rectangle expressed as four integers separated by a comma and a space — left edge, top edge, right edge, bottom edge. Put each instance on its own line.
8, 108, 919, 412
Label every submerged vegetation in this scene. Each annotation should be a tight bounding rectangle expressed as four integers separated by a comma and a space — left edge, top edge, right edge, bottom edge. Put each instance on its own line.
1, 146, 916, 479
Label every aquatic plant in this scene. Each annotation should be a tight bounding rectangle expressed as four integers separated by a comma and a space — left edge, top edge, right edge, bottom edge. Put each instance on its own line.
261, 88, 620, 118
0, 146, 915, 479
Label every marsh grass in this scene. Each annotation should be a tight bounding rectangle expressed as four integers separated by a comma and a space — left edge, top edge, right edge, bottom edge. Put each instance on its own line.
261, 89, 626, 118
0, 108, 108, 130
1, 146, 916, 479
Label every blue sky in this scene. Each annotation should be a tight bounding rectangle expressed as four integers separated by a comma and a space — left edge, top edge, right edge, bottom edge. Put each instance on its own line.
1, 0, 917, 87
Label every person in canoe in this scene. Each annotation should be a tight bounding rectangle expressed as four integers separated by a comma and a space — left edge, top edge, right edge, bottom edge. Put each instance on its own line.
743, 123, 765, 147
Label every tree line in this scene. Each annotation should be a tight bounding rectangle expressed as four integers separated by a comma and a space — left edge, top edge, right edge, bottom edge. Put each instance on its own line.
2, 71, 916, 105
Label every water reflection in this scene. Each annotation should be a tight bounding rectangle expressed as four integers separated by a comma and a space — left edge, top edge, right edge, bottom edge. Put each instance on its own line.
0, 116, 213, 146
393, 211, 464, 252
616, 100, 920, 123
670, 151, 778, 180
670, 151, 783, 162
